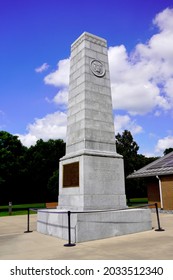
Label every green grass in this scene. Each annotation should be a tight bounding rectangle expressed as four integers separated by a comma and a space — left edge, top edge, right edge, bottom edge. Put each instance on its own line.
0, 203, 45, 217
127, 198, 148, 207
0, 199, 149, 216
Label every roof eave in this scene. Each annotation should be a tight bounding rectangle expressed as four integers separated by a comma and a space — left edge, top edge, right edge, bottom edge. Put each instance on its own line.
127, 170, 173, 179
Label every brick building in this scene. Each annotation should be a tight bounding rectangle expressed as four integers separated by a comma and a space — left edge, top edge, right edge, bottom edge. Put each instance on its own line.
128, 151, 173, 210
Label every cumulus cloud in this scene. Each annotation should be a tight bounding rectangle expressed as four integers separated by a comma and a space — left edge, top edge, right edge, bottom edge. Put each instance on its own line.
44, 58, 70, 107
153, 7, 173, 33
45, 88, 68, 106
18, 112, 67, 147
18, 134, 38, 148
43, 8, 173, 117
109, 7, 173, 115
155, 136, 173, 153
53, 88, 68, 105
44, 58, 70, 87
35, 62, 49, 73
41, 7, 173, 114
114, 115, 143, 135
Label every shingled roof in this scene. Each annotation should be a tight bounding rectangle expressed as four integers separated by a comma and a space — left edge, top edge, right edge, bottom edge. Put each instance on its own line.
127, 151, 173, 179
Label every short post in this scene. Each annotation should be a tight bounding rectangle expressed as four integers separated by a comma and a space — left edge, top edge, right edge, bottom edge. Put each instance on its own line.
64, 211, 76, 247
155, 203, 165, 231
8, 202, 12, 216
24, 208, 33, 233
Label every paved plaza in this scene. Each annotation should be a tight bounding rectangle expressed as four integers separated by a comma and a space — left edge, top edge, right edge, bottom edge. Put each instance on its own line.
0, 212, 173, 260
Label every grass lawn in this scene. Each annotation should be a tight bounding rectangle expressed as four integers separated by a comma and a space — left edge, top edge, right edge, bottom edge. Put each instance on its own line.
0, 203, 45, 217
127, 197, 148, 206
0, 199, 149, 216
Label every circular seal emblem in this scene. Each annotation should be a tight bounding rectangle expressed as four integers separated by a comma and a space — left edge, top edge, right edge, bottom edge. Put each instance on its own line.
90, 59, 106, 77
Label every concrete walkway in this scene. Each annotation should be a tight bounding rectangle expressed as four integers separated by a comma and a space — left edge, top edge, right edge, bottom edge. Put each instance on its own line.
0, 212, 172, 259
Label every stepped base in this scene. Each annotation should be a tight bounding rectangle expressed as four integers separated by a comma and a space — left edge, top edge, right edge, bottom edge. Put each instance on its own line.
37, 208, 152, 243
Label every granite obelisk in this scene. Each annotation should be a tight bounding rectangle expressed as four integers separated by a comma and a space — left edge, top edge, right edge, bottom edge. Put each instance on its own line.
58, 32, 127, 211
37, 32, 151, 242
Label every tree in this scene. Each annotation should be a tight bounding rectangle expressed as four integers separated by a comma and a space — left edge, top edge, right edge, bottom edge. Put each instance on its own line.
115, 130, 153, 200
0, 131, 27, 204
116, 130, 139, 176
47, 170, 59, 201
0, 131, 66, 204
25, 139, 65, 203
164, 148, 173, 155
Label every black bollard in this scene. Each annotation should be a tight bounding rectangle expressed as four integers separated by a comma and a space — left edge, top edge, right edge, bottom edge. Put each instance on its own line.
64, 211, 76, 247
24, 208, 33, 233
155, 203, 165, 231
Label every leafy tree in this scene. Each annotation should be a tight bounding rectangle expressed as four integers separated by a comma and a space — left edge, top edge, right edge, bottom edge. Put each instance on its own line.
115, 130, 139, 200
115, 130, 157, 200
0, 131, 65, 204
116, 130, 139, 176
164, 148, 173, 155
0, 131, 27, 204
47, 170, 59, 201
25, 139, 65, 203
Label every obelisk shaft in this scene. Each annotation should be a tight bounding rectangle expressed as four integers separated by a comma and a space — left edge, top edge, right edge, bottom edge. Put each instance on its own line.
66, 32, 117, 156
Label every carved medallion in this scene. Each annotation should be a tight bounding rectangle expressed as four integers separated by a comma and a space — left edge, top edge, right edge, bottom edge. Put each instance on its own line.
90, 59, 106, 77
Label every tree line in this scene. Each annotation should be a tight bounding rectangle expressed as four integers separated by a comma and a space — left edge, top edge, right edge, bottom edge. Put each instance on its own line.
0, 131, 65, 205
1, 130, 172, 205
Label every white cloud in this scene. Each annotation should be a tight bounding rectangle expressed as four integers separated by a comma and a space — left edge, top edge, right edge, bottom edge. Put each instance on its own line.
18, 111, 67, 147
108, 7, 173, 115
43, 8, 173, 117
111, 81, 160, 115
44, 59, 70, 107
35, 63, 49, 73
153, 7, 173, 33
45, 88, 68, 106
53, 88, 68, 105
44, 58, 70, 87
17, 134, 38, 147
155, 135, 173, 153
114, 114, 143, 135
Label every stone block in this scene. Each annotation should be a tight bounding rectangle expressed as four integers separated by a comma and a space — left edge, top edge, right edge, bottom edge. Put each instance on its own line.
37, 208, 152, 243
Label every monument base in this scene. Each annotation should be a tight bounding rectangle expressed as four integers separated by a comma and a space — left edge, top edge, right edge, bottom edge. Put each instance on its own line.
37, 208, 152, 243
58, 151, 127, 211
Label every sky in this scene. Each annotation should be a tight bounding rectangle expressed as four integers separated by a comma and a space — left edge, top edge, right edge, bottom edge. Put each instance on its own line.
0, 0, 173, 156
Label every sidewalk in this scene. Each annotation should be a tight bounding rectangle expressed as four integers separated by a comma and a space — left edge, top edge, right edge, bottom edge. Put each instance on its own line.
0, 213, 172, 259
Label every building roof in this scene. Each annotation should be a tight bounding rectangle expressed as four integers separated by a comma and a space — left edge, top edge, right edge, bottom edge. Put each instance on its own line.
127, 151, 173, 179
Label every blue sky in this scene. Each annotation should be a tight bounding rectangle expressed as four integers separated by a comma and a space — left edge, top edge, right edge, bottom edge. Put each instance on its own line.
0, 0, 173, 156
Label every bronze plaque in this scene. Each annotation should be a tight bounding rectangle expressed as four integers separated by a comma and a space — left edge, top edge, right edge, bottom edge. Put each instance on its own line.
63, 162, 79, 187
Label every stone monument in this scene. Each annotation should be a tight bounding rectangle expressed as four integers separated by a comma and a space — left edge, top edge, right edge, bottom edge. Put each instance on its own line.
58, 31, 126, 211
37, 32, 151, 242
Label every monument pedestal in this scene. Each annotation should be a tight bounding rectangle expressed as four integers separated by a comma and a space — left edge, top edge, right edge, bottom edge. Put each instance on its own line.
37, 208, 151, 243
58, 150, 126, 211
